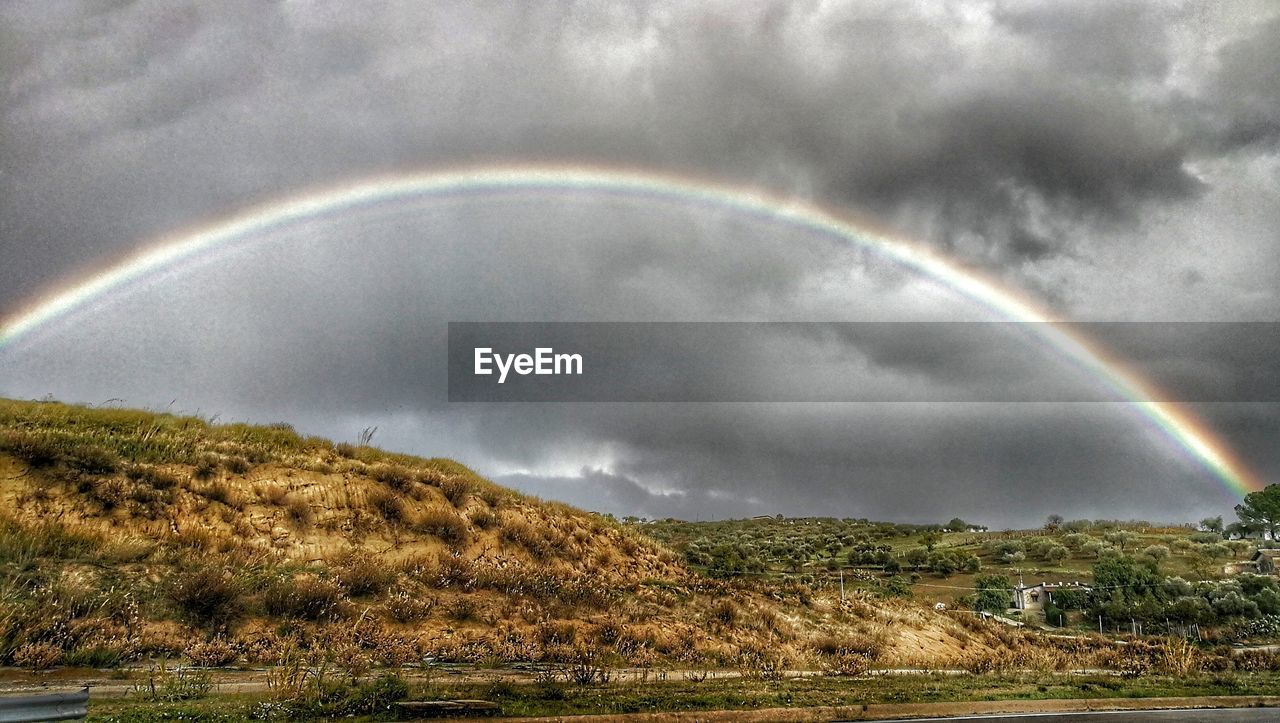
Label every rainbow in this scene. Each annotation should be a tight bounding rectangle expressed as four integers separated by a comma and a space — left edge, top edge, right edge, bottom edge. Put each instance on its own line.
0, 164, 1264, 497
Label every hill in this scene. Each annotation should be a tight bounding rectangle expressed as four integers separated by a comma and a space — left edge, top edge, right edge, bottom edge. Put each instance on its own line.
0, 398, 996, 676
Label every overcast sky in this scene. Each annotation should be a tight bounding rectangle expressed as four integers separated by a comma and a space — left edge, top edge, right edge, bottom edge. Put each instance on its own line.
1, 1, 1278, 528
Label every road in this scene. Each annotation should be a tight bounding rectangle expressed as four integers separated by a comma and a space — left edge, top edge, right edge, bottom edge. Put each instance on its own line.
865, 709, 1280, 722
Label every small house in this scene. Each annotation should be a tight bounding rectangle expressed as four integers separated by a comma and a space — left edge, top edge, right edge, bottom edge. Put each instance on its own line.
1012, 581, 1091, 611
1253, 549, 1280, 574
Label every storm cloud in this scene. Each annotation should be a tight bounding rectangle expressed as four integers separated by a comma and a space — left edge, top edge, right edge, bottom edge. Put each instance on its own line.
2, 1, 1279, 527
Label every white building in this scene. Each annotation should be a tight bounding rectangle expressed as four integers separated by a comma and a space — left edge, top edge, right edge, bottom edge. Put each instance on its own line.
1012, 581, 1091, 611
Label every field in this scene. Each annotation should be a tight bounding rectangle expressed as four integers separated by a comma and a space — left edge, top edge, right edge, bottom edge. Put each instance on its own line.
636, 516, 1264, 624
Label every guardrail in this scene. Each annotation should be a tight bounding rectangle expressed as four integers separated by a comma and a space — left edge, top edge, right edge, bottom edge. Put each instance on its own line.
0, 687, 88, 722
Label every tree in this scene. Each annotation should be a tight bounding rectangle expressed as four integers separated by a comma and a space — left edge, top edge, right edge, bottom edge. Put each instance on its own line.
920, 532, 942, 551
1044, 603, 1066, 627
1204, 543, 1230, 561
1200, 516, 1224, 534
1142, 544, 1171, 564
1062, 533, 1093, 551
1050, 587, 1088, 610
947, 517, 969, 532
1045, 514, 1064, 532
974, 575, 1011, 612
1091, 555, 1160, 605
927, 550, 959, 577
1042, 544, 1069, 563
1213, 591, 1260, 619
1103, 530, 1138, 552
1236, 484, 1280, 540
905, 546, 929, 570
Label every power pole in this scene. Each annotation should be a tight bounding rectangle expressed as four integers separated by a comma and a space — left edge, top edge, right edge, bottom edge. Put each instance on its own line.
839, 569, 845, 603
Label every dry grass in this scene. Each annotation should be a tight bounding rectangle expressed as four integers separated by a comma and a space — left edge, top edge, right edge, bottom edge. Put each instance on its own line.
414, 506, 468, 545
166, 566, 244, 630
440, 477, 472, 507
284, 494, 313, 526
0, 398, 899, 674
367, 488, 406, 525
334, 550, 398, 597
263, 575, 346, 621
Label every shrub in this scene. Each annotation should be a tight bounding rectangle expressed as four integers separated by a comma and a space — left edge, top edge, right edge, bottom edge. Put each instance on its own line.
367, 488, 406, 525
372, 464, 415, 492
564, 644, 614, 685
167, 567, 244, 628
711, 599, 738, 627
263, 576, 345, 621
0, 430, 61, 468
500, 517, 552, 559
257, 483, 289, 506
385, 589, 434, 623
736, 642, 787, 680
475, 485, 505, 508
63, 444, 119, 475
63, 645, 124, 668
13, 642, 63, 671
262, 673, 409, 719
125, 465, 182, 490
469, 507, 499, 530
962, 648, 1019, 675
84, 478, 128, 510
185, 638, 238, 667
342, 674, 410, 715
224, 456, 251, 474
193, 454, 220, 480
1044, 604, 1066, 627
813, 631, 885, 677
440, 477, 472, 507
817, 649, 871, 676
445, 597, 480, 622
335, 552, 397, 597
1236, 648, 1280, 672
196, 481, 238, 507
414, 507, 468, 545
284, 494, 313, 526
136, 665, 213, 702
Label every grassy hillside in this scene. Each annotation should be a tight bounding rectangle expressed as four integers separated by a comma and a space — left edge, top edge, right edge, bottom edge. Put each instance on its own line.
6, 399, 1280, 720
0, 398, 1000, 678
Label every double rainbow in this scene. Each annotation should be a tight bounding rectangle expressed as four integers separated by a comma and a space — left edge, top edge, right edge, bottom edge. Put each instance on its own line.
0, 165, 1263, 498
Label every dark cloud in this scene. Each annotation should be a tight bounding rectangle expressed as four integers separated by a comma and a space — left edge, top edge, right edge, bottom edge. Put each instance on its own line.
2, 1, 1279, 527
4, 2, 1274, 307
991, 1, 1177, 80
1197, 14, 1280, 150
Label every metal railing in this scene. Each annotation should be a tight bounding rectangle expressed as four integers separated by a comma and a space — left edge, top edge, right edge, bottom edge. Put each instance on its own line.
0, 687, 88, 722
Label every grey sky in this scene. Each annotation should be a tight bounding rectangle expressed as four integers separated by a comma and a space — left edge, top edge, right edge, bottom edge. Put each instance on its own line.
1, 1, 1278, 527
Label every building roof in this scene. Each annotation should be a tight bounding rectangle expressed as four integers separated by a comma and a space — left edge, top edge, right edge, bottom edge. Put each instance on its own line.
1252, 549, 1280, 560
1015, 581, 1091, 591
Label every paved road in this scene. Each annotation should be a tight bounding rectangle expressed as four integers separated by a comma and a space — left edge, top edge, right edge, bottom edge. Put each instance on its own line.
865, 709, 1280, 722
